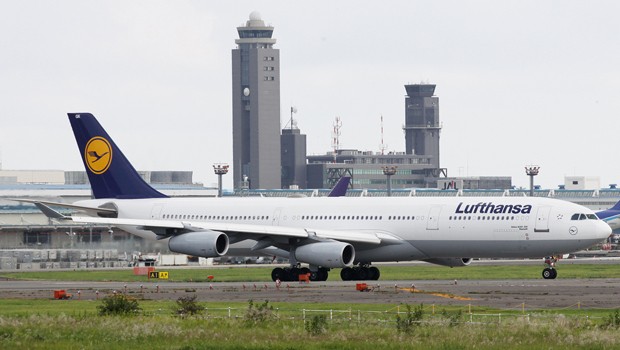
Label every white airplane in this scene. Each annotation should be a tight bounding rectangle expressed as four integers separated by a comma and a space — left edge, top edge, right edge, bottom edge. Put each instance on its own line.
23, 113, 611, 281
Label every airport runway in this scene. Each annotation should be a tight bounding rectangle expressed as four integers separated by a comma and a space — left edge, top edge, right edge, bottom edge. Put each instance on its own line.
2, 278, 620, 310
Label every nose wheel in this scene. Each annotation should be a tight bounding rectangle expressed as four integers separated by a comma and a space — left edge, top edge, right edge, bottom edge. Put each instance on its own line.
542, 267, 557, 279
542, 256, 559, 279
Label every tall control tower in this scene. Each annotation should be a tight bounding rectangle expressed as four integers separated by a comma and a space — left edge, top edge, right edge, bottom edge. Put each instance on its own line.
403, 84, 441, 169
232, 12, 281, 189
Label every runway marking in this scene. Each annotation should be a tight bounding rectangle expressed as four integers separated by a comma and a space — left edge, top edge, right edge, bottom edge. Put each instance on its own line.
400, 288, 474, 301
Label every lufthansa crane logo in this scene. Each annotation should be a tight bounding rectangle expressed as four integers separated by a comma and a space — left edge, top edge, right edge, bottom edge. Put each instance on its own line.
85, 136, 112, 174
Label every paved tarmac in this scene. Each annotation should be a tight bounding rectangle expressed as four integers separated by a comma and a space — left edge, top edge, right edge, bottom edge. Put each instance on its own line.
2, 278, 620, 310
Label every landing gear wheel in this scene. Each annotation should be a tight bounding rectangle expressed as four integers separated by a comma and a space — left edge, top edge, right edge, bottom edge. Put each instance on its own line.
341, 267, 355, 281
310, 268, 329, 281
318, 268, 329, 281
272, 267, 285, 282
542, 267, 557, 280
289, 267, 300, 281
368, 266, 380, 280
309, 271, 320, 281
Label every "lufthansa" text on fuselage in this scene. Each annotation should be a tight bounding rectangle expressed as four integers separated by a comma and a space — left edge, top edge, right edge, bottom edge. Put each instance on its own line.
455, 202, 533, 215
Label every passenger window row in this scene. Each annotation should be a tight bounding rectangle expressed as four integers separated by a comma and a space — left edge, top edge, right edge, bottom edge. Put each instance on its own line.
162, 214, 269, 221
161, 214, 444, 222
300, 215, 383, 220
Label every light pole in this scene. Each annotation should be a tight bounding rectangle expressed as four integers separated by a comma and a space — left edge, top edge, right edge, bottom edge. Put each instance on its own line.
525, 166, 540, 197
213, 164, 229, 197
382, 166, 398, 197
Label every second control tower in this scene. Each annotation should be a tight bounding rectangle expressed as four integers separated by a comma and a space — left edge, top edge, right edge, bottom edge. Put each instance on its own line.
403, 84, 441, 169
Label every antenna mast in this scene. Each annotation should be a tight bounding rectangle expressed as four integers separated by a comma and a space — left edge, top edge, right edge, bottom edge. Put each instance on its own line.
331, 117, 342, 163
289, 106, 297, 130
379, 115, 387, 155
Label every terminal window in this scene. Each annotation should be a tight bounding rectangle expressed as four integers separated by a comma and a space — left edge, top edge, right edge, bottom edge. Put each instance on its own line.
23, 232, 50, 245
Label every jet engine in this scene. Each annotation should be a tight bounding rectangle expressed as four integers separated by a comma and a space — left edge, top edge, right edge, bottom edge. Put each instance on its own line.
423, 258, 472, 267
295, 241, 355, 268
168, 231, 229, 258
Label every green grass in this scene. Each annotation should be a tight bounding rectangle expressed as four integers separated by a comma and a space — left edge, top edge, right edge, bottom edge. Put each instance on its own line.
2, 263, 620, 282
3, 263, 620, 348
0, 298, 619, 349
0, 298, 615, 321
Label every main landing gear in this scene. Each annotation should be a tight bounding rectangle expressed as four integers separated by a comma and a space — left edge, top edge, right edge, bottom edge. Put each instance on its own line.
271, 264, 381, 282
340, 264, 380, 281
542, 256, 559, 280
271, 266, 329, 282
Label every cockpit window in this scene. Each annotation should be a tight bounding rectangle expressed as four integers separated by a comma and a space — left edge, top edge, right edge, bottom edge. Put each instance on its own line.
571, 213, 599, 220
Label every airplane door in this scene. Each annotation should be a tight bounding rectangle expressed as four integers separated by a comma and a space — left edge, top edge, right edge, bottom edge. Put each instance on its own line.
150, 204, 163, 219
272, 208, 282, 226
426, 206, 442, 230
534, 206, 551, 232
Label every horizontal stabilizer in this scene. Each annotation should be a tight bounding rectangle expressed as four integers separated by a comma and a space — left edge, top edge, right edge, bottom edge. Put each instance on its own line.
33, 202, 69, 220
8, 198, 117, 218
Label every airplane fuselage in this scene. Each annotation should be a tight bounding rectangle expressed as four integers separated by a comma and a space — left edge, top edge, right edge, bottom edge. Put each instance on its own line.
77, 195, 610, 263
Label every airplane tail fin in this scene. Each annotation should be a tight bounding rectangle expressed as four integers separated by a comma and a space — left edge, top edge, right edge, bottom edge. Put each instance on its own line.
327, 176, 351, 197
68, 113, 167, 199
610, 200, 620, 211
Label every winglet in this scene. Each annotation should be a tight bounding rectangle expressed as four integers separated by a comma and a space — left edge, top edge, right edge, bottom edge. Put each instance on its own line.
68, 113, 167, 199
327, 176, 351, 197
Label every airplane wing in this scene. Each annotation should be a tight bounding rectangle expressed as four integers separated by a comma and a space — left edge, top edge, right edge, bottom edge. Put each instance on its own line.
14, 199, 390, 245
14, 198, 384, 244
70, 216, 383, 245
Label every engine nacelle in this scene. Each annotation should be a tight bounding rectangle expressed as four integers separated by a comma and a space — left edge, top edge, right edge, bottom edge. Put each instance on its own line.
423, 258, 472, 267
295, 241, 355, 268
168, 231, 229, 258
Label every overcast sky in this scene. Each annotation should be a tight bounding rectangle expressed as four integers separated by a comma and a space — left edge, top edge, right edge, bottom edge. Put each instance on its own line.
1, 1, 618, 189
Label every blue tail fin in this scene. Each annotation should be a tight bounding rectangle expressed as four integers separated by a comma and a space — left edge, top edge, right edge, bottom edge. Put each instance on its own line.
68, 113, 167, 199
327, 176, 351, 197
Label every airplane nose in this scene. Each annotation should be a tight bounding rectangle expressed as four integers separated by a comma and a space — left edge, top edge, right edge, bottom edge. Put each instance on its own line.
598, 221, 612, 239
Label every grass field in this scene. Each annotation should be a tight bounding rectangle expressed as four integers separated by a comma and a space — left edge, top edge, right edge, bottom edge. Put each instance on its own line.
2, 264, 620, 349
0, 298, 619, 349
2, 263, 620, 282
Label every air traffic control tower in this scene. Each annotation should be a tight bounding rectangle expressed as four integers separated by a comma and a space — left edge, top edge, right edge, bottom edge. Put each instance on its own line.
232, 12, 281, 189
403, 84, 441, 169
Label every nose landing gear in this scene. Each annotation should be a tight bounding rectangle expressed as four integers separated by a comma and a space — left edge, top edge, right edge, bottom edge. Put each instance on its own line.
542, 256, 559, 279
